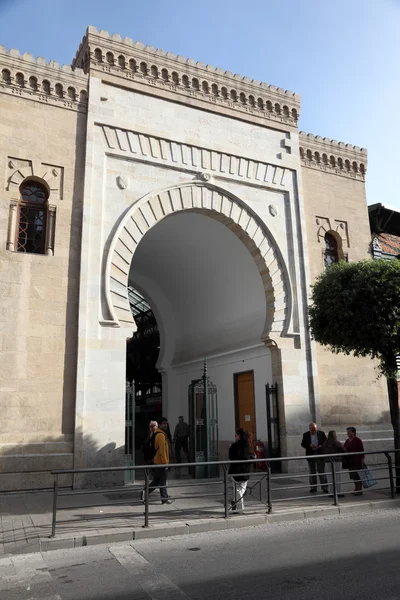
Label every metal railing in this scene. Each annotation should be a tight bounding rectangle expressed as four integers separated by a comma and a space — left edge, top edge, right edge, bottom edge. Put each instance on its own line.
50, 449, 399, 538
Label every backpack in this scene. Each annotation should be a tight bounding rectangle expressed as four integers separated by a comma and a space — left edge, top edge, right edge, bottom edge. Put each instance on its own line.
141, 432, 160, 463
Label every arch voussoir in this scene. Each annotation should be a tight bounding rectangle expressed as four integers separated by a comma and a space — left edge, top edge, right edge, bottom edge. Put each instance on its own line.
104, 182, 291, 336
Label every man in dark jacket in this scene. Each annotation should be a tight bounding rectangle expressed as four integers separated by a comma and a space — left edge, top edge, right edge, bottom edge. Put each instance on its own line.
301, 422, 328, 493
229, 428, 252, 513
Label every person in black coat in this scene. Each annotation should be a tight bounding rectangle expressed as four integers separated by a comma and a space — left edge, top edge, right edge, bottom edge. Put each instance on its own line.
229, 428, 252, 513
301, 422, 328, 493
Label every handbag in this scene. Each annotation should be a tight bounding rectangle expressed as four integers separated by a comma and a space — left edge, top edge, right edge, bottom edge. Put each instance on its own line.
358, 464, 377, 489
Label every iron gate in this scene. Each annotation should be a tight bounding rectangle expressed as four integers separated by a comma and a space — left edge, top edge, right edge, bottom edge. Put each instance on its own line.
125, 381, 135, 484
188, 360, 219, 478
265, 383, 281, 472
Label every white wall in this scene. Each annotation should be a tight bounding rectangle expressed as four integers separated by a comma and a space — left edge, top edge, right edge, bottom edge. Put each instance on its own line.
170, 346, 273, 455
130, 212, 267, 363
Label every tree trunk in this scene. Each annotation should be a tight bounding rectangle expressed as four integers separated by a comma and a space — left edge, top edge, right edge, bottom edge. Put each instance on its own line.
387, 374, 400, 492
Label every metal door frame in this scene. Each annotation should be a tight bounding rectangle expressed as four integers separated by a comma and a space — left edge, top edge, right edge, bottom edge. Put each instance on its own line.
125, 381, 135, 484
265, 382, 281, 471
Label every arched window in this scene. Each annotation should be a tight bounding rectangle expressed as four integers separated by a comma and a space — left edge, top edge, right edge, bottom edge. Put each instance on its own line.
17, 180, 48, 254
324, 232, 339, 268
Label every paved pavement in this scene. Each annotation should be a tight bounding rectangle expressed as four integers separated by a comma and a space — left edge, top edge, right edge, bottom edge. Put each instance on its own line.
1, 468, 399, 556
1, 507, 400, 599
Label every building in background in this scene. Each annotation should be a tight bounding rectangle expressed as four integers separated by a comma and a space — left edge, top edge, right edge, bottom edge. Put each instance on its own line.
369, 203, 400, 261
0, 26, 390, 490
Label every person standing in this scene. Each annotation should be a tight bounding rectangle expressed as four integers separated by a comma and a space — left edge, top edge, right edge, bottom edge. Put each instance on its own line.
344, 426, 365, 496
173, 416, 190, 463
141, 421, 157, 465
228, 428, 252, 514
142, 419, 174, 505
323, 430, 345, 497
301, 422, 328, 493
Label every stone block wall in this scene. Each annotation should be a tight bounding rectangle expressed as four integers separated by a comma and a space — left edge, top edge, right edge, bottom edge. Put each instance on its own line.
300, 133, 391, 450
0, 49, 88, 489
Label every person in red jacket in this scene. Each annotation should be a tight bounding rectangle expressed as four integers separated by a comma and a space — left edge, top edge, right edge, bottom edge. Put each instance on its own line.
344, 427, 365, 496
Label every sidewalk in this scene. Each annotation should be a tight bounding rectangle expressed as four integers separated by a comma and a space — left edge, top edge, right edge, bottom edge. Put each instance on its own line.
1, 473, 399, 556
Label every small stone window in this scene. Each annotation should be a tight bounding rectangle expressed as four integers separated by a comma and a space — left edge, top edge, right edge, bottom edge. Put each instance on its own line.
2, 69, 11, 83
6, 179, 56, 255
15, 72, 24, 86
324, 232, 339, 268
29, 76, 38, 90
17, 181, 48, 254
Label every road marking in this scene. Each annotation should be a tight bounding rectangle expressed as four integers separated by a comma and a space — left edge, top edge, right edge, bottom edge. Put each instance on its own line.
109, 544, 191, 599
26, 596, 62, 600
0, 553, 52, 591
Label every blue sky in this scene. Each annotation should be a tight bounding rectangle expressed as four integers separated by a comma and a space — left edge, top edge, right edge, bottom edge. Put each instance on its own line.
0, 0, 398, 208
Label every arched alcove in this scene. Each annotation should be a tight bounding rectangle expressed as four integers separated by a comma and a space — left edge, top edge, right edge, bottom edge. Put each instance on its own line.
105, 182, 291, 341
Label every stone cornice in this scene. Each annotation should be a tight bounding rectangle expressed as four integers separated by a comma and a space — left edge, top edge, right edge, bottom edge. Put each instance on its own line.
299, 131, 367, 180
0, 46, 88, 112
72, 26, 300, 130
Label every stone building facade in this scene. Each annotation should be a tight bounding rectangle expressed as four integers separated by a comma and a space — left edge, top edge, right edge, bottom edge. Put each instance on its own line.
0, 26, 390, 490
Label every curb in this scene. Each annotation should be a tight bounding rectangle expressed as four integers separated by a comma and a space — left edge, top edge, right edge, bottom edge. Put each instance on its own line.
31, 497, 400, 555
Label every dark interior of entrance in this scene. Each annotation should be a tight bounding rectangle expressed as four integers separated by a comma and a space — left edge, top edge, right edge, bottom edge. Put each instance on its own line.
126, 286, 162, 463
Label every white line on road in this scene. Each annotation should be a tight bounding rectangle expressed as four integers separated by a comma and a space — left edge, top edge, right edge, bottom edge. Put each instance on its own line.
109, 543, 191, 599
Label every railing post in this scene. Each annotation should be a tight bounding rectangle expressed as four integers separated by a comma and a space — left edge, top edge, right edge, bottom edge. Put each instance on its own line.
50, 473, 58, 538
267, 462, 272, 514
223, 464, 229, 518
330, 458, 339, 506
144, 469, 150, 527
385, 452, 395, 499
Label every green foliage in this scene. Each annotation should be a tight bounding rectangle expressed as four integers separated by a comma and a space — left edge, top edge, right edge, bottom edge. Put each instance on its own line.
309, 259, 400, 379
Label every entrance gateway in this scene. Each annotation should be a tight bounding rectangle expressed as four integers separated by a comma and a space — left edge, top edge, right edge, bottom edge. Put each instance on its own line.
121, 189, 288, 472
75, 175, 305, 481
72, 28, 321, 483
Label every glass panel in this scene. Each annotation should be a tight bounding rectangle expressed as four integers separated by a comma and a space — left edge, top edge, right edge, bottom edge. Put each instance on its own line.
21, 182, 47, 204
17, 206, 45, 253
324, 233, 338, 268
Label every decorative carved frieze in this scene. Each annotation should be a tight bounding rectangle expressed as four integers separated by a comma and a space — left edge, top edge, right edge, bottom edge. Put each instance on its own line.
316, 216, 350, 248
72, 26, 300, 129
100, 125, 290, 188
300, 132, 367, 181
0, 46, 88, 112
6, 157, 64, 201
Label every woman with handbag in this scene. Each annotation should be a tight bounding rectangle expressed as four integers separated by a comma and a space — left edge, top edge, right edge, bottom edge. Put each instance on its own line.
344, 427, 365, 496
323, 430, 345, 497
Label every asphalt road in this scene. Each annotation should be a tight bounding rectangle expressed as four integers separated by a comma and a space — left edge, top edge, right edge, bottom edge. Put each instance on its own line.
2, 508, 400, 600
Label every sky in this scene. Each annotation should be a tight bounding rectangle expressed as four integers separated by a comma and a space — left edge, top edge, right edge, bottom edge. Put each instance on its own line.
0, 0, 399, 208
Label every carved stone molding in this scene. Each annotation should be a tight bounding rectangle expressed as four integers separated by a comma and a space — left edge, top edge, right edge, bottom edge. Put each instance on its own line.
6, 158, 64, 200
101, 125, 290, 189
105, 182, 291, 338
72, 27, 300, 130
116, 175, 128, 189
300, 132, 367, 181
0, 46, 88, 112
316, 216, 349, 248
6, 200, 18, 251
45, 205, 57, 256
195, 172, 212, 182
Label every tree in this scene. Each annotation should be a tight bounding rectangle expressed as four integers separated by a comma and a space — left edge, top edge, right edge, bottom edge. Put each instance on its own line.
309, 259, 400, 488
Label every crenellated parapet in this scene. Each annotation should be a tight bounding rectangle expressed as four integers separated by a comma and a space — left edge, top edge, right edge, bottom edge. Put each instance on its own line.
72, 26, 300, 130
0, 46, 88, 112
299, 131, 367, 181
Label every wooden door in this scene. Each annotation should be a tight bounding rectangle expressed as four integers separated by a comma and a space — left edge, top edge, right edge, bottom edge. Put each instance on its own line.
234, 371, 256, 449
